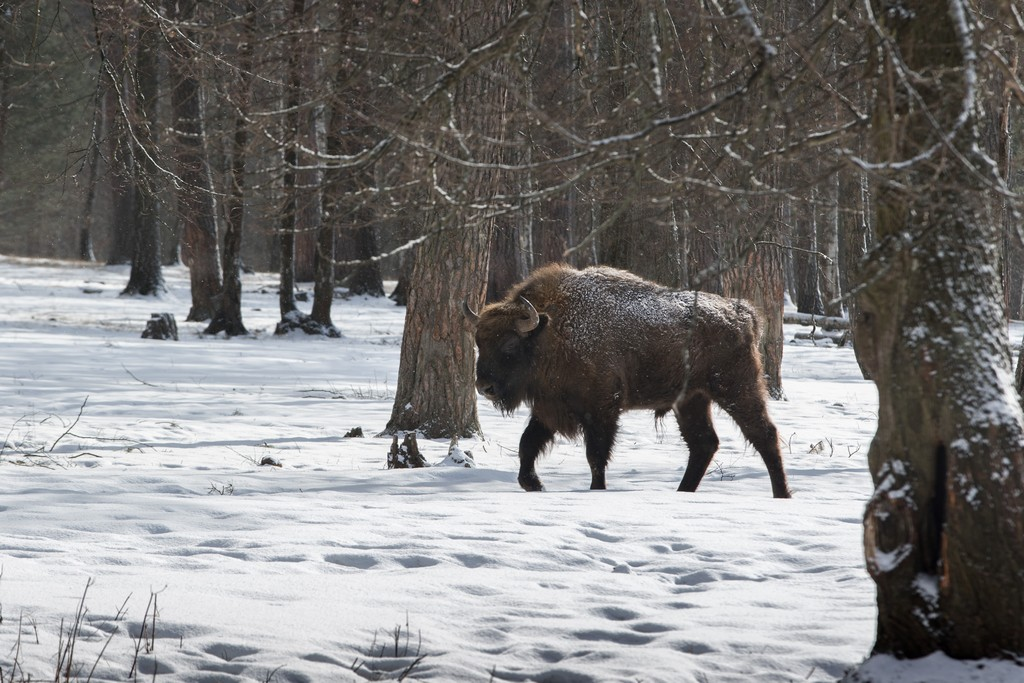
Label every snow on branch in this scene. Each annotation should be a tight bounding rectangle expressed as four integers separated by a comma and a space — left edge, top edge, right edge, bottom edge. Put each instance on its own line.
730, 0, 777, 61
331, 228, 440, 268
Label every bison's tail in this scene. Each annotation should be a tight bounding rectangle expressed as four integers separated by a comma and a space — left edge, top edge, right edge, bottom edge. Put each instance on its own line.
734, 299, 763, 345
750, 303, 763, 343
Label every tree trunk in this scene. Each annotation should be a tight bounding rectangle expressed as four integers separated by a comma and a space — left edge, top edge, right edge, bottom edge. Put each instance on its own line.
273, 0, 335, 336
167, 0, 222, 322
205, 4, 254, 337
93, 7, 134, 267
338, 225, 385, 297
850, 0, 1024, 667
276, 0, 303, 327
327, 1, 385, 300
304, 88, 332, 331
0, 6, 11, 191
487, 220, 525, 302
107, 145, 135, 266
385, 1, 519, 438
724, 231, 786, 400
79, 97, 102, 262
838, 162, 871, 379
278, 77, 300, 323
386, 209, 492, 438
122, 17, 164, 297
792, 198, 824, 316
818, 176, 843, 317
310, 200, 338, 333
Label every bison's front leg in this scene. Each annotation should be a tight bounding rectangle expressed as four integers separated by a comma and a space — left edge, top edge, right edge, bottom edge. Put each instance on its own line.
518, 416, 554, 491
583, 417, 618, 490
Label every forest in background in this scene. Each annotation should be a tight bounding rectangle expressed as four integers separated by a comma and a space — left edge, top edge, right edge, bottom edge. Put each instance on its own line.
2, 1, 1018, 310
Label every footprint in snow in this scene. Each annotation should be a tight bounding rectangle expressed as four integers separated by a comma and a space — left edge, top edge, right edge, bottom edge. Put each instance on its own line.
323, 553, 379, 569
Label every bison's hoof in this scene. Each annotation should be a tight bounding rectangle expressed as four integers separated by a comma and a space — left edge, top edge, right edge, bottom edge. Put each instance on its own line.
518, 474, 544, 492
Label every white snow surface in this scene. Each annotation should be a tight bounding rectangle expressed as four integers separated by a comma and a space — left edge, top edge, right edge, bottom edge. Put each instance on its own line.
0, 255, 1018, 682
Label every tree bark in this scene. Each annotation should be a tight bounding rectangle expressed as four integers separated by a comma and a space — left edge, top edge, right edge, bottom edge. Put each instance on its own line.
386, 209, 492, 438
0, 6, 11, 191
78, 97, 102, 262
303, 39, 332, 333
791, 198, 824, 316
275, 0, 304, 327
818, 177, 843, 318
341, 227, 385, 297
850, 0, 1024, 665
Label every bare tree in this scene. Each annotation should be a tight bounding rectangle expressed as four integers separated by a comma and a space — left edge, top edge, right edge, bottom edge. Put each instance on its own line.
385, 0, 543, 438
205, 1, 256, 337
325, 2, 385, 299
165, 0, 223, 321
274, 0, 338, 337
90, 0, 135, 266
848, 0, 1024, 669
121, 11, 164, 297
0, 2, 12, 190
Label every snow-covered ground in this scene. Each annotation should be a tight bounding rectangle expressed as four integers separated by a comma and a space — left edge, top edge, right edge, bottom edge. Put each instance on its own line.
0, 255, 1017, 682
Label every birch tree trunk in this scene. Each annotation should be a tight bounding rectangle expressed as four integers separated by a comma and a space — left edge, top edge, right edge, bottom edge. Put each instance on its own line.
849, 0, 1024, 667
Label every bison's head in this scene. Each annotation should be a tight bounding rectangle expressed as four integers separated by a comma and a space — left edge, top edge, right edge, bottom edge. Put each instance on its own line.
463, 296, 548, 414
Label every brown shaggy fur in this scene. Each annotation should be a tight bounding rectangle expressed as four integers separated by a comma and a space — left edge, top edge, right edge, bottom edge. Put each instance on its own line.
468, 264, 791, 498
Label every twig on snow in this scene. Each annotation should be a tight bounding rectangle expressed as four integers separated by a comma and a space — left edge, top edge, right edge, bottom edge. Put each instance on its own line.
49, 396, 89, 453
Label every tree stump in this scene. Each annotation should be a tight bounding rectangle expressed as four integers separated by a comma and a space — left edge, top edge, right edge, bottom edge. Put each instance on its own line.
387, 433, 427, 469
142, 313, 178, 341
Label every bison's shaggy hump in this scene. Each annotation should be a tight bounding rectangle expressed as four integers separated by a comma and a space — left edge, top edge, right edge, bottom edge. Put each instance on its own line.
511, 264, 761, 356
506, 265, 763, 398
468, 263, 791, 498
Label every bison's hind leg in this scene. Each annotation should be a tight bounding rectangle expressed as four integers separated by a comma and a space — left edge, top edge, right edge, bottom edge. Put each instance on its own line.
585, 417, 614, 491
717, 392, 791, 499
675, 393, 720, 493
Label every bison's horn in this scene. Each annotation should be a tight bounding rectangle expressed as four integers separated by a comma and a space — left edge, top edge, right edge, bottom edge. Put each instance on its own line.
516, 296, 540, 335
461, 300, 480, 326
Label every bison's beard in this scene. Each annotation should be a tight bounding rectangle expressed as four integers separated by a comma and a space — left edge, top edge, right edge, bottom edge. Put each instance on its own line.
486, 381, 527, 417
492, 393, 524, 417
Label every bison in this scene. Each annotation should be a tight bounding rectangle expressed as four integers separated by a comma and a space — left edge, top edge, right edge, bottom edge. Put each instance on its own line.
463, 264, 791, 498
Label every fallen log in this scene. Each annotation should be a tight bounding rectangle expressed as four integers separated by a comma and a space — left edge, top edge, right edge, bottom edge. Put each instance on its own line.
794, 330, 851, 347
783, 311, 850, 331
